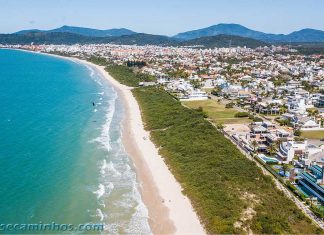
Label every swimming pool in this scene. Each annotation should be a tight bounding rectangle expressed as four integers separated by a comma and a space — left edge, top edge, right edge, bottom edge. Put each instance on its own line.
258, 154, 279, 164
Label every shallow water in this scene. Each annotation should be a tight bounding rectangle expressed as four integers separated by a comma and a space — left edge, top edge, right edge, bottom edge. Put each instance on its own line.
0, 49, 150, 234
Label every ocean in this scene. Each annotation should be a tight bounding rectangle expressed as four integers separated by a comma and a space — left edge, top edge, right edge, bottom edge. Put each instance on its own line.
0, 49, 151, 234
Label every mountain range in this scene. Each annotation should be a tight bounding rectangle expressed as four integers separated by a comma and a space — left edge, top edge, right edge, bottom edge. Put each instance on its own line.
14, 25, 136, 37
0, 24, 324, 49
173, 24, 324, 42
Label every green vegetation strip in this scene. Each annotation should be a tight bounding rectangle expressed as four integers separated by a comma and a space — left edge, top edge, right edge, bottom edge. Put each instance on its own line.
102, 63, 321, 233
105, 64, 155, 87
132, 87, 321, 234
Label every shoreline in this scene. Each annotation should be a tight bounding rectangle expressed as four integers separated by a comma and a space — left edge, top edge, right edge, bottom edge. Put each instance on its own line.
81, 59, 205, 235
19, 49, 205, 234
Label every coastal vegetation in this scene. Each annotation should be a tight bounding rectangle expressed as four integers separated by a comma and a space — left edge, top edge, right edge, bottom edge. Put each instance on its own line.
88, 56, 110, 66
105, 65, 155, 87
101, 62, 322, 233
132, 87, 321, 234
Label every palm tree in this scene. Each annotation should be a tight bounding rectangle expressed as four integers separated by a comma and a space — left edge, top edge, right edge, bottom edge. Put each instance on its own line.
268, 143, 277, 157
279, 105, 287, 115
251, 140, 258, 153
307, 108, 319, 118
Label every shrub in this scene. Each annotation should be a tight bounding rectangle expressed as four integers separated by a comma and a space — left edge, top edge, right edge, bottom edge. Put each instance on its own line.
234, 112, 249, 118
294, 129, 302, 137
132, 87, 321, 234
311, 206, 324, 219
253, 117, 263, 122
194, 107, 208, 118
225, 102, 234, 108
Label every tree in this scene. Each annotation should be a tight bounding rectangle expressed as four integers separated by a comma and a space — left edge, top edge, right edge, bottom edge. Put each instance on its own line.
302, 81, 314, 92
225, 103, 234, 109
216, 123, 225, 131
211, 86, 222, 96
279, 106, 287, 114
294, 129, 302, 137
268, 143, 277, 157
282, 164, 289, 177
251, 140, 258, 152
307, 108, 319, 117
235, 112, 249, 118
190, 79, 202, 89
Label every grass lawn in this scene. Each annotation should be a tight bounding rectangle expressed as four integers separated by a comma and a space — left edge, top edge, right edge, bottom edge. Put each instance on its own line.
301, 130, 324, 139
182, 99, 251, 124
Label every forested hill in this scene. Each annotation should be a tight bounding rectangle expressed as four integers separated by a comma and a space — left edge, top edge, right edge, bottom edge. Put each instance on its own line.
0, 32, 175, 46
0, 32, 268, 48
0, 31, 323, 53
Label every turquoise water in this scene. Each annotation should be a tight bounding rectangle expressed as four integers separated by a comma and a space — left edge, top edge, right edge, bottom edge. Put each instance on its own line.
258, 154, 278, 164
0, 49, 150, 234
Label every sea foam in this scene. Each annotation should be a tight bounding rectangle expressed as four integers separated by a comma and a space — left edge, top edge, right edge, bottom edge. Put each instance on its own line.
88, 90, 117, 152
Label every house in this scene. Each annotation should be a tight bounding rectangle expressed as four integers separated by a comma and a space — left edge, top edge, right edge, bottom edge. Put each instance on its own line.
180, 89, 209, 101
264, 129, 292, 146
157, 78, 171, 85
278, 139, 323, 163
277, 141, 307, 163
301, 147, 324, 167
139, 82, 156, 87
262, 121, 276, 130
202, 79, 216, 89
221, 85, 250, 99
291, 115, 321, 130
317, 94, 324, 107
237, 90, 251, 99
298, 165, 324, 204
276, 129, 291, 138
287, 98, 308, 115
251, 126, 268, 134
293, 88, 310, 98
287, 80, 302, 89
282, 113, 295, 121
300, 119, 321, 130
254, 102, 280, 115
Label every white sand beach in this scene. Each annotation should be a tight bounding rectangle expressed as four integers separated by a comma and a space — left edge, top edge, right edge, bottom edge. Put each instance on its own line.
28, 49, 205, 234
79, 59, 205, 235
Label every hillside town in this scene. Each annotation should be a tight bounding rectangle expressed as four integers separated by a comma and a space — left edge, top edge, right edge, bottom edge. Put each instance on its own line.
2, 43, 324, 209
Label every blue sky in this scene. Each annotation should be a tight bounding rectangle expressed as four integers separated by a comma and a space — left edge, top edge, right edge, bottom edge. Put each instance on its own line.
0, 0, 323, 35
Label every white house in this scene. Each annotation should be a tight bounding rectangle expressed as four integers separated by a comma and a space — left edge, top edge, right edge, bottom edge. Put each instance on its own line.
300, 119, 321, 130
277, 141, 308, 163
